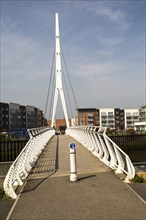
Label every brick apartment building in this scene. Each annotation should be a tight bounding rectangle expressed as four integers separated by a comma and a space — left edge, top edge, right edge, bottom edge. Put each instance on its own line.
48, 118, 72, 131
77, 108, 99, 126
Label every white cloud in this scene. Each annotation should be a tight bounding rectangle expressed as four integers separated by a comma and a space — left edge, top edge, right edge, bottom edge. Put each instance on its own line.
96, 7, 131, 30
2, 29, 37, 64
1, 19, 52, 110
76, 1, 132, 31
1, 19, 50, 78
100, 36, 124, 47
1, 1, 145, 115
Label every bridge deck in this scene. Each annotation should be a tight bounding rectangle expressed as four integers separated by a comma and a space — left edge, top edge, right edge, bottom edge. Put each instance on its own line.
9, 135, 145, 220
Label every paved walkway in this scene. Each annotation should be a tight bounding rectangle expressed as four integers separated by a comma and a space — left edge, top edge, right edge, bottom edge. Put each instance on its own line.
7, 135, 146, 220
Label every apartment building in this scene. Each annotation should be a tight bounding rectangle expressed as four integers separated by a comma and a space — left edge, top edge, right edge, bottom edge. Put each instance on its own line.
9, 103, 22, 129
124, 109, 139, 129
20, 105, 27, 129
134, 106, 146, 131
114, 108, 125, 130
99, 108, 125, 130
0, 102, 9, 131
77, 108, 99, 126
77, 107, 139, 130
26, 105, 38, 129
99, 108, 115, 129
0, 102, 45, 131
139, 105, 146, 121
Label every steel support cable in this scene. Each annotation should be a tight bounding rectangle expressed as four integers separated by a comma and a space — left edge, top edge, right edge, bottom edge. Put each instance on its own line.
48, 61, 56, 121
44, 49, 55, 125
60, 45, 78, 112
62, 65, 73, 118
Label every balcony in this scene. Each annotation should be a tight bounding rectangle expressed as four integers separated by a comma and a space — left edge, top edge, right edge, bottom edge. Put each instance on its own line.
88, 118, 93, 122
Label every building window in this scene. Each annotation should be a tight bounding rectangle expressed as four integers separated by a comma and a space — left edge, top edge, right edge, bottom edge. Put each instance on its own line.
108, 112, 113, 115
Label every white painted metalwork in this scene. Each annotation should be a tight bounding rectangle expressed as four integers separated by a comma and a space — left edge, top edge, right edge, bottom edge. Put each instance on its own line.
66, 126, 135, 182
51, 13, 69, 128
69, 143, 77, 181
3, 127, 55, 199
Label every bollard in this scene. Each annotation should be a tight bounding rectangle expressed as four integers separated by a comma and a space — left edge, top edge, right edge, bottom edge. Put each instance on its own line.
69, 143, 77, 181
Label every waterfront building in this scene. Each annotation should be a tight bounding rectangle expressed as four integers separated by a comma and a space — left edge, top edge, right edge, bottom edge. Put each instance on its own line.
47, 118, 72, 131
99, 108, 125, 130
9, 103, 22, 130
20, 105, 27, 129
77, 108, 99, 126
0, 102, 46, 132
134, 106, 146, 131
99, 108, 115, 129
139, 105, 146, 121
38, 109, 44, 127
77, 107, 139, 130
0, 102, 9, 131
114, 108, 125, 130
124, 109, 139, 130
26, 105, 38, 129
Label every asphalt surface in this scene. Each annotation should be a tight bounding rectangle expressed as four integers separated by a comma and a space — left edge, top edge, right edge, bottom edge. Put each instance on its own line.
128, 183, 146, 201
1, 135, 146, 220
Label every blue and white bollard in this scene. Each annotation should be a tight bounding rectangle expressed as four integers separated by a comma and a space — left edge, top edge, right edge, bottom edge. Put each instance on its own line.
69, 143, 77, 181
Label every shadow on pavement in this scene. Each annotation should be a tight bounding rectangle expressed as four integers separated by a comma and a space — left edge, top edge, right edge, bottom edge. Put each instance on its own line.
77, 174, 97, 182
22, 135, 59, 193
22, 170, 56, 193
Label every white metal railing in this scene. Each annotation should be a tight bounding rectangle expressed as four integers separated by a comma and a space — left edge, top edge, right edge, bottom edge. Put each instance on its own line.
66, 126, 135, 182
3, 127, 55, 199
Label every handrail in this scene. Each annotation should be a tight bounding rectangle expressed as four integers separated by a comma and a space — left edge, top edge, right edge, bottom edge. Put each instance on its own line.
3, 127, 55, 199
66, 126, 135, 182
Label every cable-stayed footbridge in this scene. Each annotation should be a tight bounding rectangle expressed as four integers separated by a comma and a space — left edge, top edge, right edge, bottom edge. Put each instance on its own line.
2, 13, 145, 220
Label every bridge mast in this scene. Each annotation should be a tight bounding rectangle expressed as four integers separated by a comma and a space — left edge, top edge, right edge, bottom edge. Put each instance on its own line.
51, 13, 69, 128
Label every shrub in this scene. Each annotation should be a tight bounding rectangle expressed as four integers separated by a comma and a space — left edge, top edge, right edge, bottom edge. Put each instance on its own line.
131, 174, 146, 183
0, 188, 11, 200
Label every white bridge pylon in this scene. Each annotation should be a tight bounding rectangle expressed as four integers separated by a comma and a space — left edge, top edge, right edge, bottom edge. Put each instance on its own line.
51, 13, 69, 128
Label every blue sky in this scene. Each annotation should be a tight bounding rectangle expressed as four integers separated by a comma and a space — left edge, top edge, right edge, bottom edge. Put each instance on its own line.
1, 0, 146, 119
